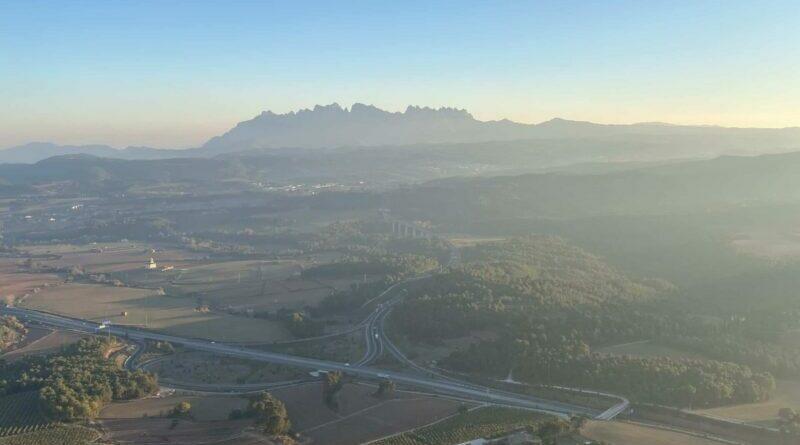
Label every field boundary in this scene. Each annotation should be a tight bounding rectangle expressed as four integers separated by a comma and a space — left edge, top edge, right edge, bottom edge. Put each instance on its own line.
632, 403, 786, 445
361, 403, 487, 445
623, 420, 744, 445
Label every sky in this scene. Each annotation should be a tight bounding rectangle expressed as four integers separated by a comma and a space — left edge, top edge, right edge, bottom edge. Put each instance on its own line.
1, 0, 799, 149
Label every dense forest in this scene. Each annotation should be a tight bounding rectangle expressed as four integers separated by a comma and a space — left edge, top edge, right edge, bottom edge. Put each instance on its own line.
390, 237, 776, 407
0, 337, 158, 421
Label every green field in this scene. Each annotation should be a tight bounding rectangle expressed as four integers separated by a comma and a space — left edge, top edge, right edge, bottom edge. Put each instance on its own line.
372, 406, 548, 445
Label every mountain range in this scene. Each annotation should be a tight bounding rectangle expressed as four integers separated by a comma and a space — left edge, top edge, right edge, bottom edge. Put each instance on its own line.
3, 103, 800, 164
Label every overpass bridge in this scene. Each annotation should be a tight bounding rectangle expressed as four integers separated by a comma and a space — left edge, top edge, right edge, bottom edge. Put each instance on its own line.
380, 209, 434, 239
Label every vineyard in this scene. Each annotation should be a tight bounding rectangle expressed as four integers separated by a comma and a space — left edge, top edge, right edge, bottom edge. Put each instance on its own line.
0, 391, 52, 437
0, 425, 100, 445
371, 406, 549, 445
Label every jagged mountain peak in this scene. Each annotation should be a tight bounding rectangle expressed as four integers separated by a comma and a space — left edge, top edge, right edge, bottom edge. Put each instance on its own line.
199, 103, 513, 154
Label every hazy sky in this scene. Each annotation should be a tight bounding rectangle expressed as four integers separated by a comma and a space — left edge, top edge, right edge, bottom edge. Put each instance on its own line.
1, 0, 799, 148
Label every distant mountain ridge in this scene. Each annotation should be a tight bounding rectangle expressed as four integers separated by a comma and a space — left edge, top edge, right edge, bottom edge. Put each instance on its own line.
2, 103, 800, 164
198, 103, 800, 155
0, 142, 179, 164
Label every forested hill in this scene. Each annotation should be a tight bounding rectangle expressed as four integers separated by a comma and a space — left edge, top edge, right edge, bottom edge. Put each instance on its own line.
390, 237, 775, 408
389, 150, 800, 222
392, 236, 668, 345
5, 138, 800, 195
0, 155, 249, 192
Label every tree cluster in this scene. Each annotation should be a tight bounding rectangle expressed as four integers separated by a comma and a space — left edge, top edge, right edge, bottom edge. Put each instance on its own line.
322, 371, 344, 409
0, 337, 158, 421
246, 391, 291, 435
0, 316, 27, 352
778, 407, 800, 436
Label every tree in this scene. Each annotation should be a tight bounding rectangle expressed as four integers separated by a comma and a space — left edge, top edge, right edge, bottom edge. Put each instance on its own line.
538, 419, 569, 445
248, 391, 291, 435
171, 401, 192, 418
570, 414, 589, 430
680, 384, 697, 409
374, 379, 396, 398
779, 407, 797, 423
323, 371, 344, 409
778, 407, 800, 435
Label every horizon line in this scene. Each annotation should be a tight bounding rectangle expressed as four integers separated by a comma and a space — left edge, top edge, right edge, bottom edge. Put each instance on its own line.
4, 103, 799, 151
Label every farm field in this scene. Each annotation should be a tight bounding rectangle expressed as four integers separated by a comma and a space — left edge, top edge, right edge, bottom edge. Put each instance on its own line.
100, 417, 253, 444
580, 420, 724, 445
595, 340, 703, 360
20, 282, 291, 342
126, 258, 354, 314
694, 379, 800, 428
99, 384, 456, 445
0, 325, 45, 354
270, 382, 467, 445
0, 425, 100, 445
303, 396, 464, 445
370, 405, 548, 445
19, 242, 203, 274
0, 329, 85, 362
0, 391, 52, 437
20, 242, 135, 256
101, 394, 249, 421
0, 258, 61, 306
143, 351, 304, 385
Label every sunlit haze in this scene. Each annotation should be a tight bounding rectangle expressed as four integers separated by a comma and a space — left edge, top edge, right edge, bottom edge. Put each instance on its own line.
1, 0, 799, 148
4, 3, 800, 444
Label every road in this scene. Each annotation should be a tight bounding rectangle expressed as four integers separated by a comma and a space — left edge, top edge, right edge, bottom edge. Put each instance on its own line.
354, 245, 629, 420
355, 292, 397, 367
2, 248, 626, 419
2, 305, 595, 418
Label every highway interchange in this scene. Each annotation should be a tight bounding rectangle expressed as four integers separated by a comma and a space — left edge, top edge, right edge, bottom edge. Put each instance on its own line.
1, 304, 616, 419
0, 246, 628, 420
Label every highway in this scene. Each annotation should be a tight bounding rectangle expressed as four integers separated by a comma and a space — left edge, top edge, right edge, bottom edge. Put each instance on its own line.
353, 246, 629, 420
1, 249, 627, 420
1, 305, 595, 418
355, 293, 396, 367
